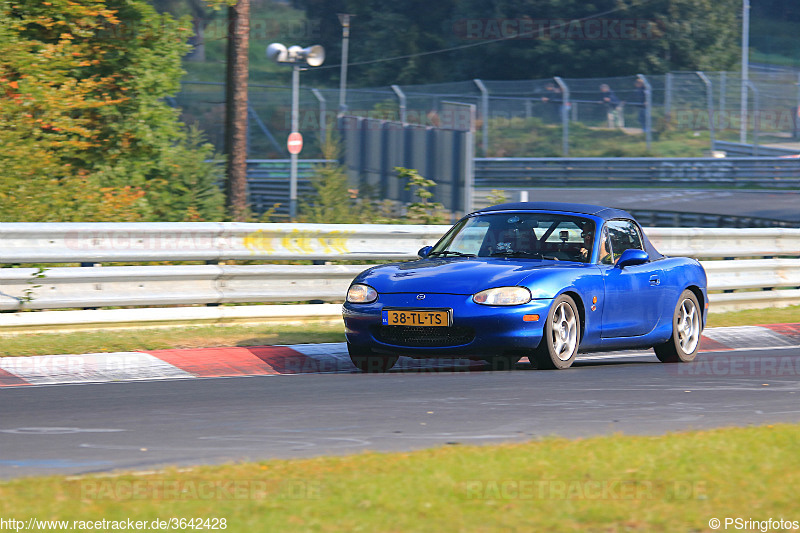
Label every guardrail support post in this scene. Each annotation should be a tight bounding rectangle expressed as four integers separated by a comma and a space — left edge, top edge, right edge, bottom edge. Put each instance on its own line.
474, 79, 489, 156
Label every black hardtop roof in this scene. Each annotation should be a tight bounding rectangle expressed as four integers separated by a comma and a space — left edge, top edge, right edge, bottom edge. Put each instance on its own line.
474, 202, 635, 221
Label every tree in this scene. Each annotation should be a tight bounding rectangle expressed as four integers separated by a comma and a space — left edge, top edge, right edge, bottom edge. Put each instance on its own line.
299, 130, 360, 223
224, 0, 250, 221
298, 0, 741, 86
0, 0, 224, 222
150, 0, 213, 62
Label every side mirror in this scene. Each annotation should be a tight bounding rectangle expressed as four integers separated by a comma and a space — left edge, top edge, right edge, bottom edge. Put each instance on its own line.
616, 248, 649, 268
418, 246, 433, 258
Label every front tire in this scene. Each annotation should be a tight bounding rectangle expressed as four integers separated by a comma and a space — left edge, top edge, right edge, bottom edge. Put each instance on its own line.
347, 344, 399, 373
654, 290, 702, 363
533, 294, 581, 370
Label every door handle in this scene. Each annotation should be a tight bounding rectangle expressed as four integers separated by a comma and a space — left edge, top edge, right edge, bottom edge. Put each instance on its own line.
649, 275, 660, 286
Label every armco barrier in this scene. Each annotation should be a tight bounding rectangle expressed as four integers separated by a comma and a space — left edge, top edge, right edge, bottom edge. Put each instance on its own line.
0, 223, 799, 330
0, 222, 445, 263
473, 157, 800, 187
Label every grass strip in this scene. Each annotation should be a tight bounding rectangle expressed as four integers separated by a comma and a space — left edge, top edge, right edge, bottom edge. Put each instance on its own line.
0, 323, 345, 357
1, 423, 798, 531
0, 306, 797, 357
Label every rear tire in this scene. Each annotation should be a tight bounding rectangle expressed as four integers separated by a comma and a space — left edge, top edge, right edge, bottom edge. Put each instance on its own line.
654, 290, 701, 363
533, 294, 581, 370
347, 344, 398, 373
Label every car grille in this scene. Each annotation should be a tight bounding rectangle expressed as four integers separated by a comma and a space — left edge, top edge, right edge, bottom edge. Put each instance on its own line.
373, 325, 475, 347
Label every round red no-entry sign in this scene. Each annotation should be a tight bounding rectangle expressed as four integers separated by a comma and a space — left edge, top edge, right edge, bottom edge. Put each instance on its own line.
287, 132, 303, 155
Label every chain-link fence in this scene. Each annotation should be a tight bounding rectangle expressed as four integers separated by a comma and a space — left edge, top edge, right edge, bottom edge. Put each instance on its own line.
172, 66, 800, 159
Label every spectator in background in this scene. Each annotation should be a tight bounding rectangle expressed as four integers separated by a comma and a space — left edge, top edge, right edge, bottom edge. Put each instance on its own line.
635, 78, 648, 133
541, 83, 564, 122
600, 83, 624, 129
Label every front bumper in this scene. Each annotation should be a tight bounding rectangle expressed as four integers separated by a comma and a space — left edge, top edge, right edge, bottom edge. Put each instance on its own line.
343, 292, 553, 358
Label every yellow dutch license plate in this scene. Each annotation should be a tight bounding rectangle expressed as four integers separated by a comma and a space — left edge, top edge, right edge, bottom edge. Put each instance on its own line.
382, 309, 451, 327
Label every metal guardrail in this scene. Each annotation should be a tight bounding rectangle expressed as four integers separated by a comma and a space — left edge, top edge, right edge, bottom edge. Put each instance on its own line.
0, 222, 445, 263
627, 210, 799, 229
2, 224, 798, 262
0, 224, 798, 330
1, 259, 797, 313
473, 157, 800, 187
0, 264, 365, 311
713, 141, 799, 157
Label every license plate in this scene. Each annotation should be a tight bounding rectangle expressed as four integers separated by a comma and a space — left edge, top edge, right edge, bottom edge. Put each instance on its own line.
382, 309, 451, 327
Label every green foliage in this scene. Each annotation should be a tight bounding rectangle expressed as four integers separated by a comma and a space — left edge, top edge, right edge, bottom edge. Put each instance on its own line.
146, 126, 226, 221
19, 268, 48, 309
299, 130, 361, 224
0, 0, 225, 222
486, 189, 508, 205
300, 0, 741, 86
395, 167, 446, 224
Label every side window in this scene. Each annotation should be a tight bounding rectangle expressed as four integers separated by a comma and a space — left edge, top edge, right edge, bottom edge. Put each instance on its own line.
605, 219, 644, 263
599, 226, 613, 264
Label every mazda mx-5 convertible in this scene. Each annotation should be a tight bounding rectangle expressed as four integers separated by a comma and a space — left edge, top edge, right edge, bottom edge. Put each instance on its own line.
343, 202, 708, 372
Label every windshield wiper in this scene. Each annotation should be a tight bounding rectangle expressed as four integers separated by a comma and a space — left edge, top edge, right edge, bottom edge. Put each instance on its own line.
429, 250, 476, 257
490, 250, 541, 258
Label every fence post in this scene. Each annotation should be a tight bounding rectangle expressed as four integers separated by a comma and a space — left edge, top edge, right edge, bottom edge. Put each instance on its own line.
474, 79, 489, 156
554, 77, 569, 157
665, 72, 673, 123
746, 81, 759, 155
638, 74, 653, 151
312, 88, 326, 143
720, 71, 727, 116
696, 71, 715, 151
796, 73, 800, 139
463, 103, 476, 214
391, 84, 407, 124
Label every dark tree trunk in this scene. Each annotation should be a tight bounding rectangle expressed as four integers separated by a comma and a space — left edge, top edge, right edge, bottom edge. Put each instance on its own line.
224, 0, 250, 221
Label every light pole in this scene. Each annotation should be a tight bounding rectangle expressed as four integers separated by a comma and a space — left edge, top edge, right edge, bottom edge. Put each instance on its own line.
266, 43, 325, 221
337, 14, 353, 115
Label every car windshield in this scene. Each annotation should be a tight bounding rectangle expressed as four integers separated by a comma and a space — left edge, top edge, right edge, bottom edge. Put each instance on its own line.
429, 212, 596, 263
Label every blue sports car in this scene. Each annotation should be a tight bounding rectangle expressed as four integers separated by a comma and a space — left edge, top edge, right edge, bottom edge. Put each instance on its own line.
343, 202, 708, 372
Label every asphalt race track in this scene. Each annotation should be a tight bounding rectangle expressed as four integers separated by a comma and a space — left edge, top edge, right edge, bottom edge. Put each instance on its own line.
2, 346, 799, 479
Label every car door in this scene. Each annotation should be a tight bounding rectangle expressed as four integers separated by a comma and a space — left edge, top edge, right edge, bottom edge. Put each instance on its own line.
600, 219, 664, 338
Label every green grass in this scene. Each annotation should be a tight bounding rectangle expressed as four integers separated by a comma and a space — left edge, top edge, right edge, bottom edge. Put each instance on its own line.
487, 117, 712, 158
0, 322, 345, 357
706, 305, 800, 328
1, 423, 798, 531
0, 305, 796, 357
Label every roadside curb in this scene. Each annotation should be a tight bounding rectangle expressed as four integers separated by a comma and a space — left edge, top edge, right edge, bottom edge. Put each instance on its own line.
1, 324, 798, 387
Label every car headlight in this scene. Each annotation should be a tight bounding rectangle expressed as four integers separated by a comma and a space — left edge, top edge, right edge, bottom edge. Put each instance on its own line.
473, 286, 531, 306
347, 284, 378, 304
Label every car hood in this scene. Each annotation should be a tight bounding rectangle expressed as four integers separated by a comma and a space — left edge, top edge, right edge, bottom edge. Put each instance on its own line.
355, 257, 583, 295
